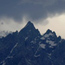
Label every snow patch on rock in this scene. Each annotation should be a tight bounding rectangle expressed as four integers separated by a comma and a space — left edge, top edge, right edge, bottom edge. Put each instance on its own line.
25, 37, 28, 40
40, 37, 45, 40
44, 33, 53, 38
10, 43, 18, 53
46, 40, 57, 48
39, 44, 46, 49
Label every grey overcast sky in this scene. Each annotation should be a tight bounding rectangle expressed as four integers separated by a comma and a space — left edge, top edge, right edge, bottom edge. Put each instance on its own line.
0, 0, 65, 38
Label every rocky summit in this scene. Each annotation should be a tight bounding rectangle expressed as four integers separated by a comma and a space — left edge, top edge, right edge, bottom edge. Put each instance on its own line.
0, 21, 65, 65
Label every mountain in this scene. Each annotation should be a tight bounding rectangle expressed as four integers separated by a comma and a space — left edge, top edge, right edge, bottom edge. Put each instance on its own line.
0, 21, 65, 65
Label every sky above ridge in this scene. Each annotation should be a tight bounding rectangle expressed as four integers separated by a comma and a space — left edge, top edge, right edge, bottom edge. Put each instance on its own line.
0, 0, 65, 38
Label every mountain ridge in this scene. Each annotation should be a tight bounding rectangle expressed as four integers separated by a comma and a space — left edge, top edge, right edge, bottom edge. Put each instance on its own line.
0, 21, 65, 65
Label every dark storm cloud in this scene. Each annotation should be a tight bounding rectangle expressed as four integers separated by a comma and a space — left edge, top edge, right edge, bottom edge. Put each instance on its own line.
1, 22, 4, 25
0, 0, 65, 22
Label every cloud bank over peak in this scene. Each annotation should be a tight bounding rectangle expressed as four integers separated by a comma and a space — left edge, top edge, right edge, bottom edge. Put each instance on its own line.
0, 0, 65, 22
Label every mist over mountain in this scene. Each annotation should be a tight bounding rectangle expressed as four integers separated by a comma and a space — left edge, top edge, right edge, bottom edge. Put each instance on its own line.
0, 31, 12, 38
0, 21, 65, 65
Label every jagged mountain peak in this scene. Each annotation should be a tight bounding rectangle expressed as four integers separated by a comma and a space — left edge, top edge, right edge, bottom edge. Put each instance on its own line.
19, 21, 40, 35
46, 29, 52, 34
19, 21, 41, 39
19, 21, 34, 33
44, 29, 57, 37
27, 21, 33, 25
19, 21, 37, 34
24, 21, 35, 29
41, 29, 57, 42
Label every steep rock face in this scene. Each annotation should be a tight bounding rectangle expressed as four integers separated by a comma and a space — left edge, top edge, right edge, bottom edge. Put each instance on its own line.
0, 31, 18, 62
0, 21, 64, 65
51, 39, 65, 65
19, 21, 41, 41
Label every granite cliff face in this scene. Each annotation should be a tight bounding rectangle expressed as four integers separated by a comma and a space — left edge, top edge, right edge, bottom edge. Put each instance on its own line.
0, 21, 65, 65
